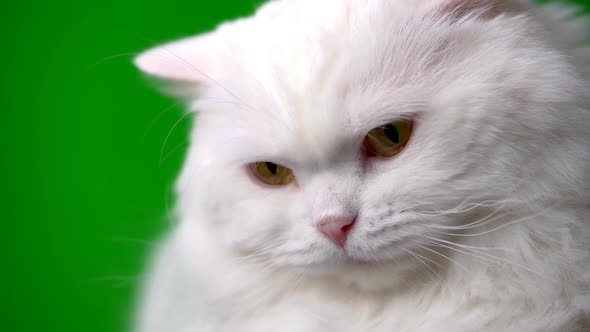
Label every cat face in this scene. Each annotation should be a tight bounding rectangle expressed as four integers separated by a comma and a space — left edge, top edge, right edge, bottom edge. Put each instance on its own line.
136, 0, 587, 285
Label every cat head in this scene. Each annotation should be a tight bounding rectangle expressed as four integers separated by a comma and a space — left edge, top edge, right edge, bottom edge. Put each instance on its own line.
136, 0, 589, 289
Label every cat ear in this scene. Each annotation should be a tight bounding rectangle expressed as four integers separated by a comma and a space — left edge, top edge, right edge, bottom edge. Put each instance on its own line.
134, 34, 218, 83
435, 0, 524, 20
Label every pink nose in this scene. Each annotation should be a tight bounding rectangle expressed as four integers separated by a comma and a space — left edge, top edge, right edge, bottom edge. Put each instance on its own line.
316, 215, 356, 247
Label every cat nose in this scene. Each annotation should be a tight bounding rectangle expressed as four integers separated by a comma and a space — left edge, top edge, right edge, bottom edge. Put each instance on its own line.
316, 215, 356, 247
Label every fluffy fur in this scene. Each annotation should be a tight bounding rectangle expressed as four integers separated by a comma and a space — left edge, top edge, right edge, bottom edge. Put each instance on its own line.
134, 0, 590, 331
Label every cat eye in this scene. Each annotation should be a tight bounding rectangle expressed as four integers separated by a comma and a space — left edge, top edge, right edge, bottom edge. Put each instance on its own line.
251, 162, 295, 186
364, 118, 414, 158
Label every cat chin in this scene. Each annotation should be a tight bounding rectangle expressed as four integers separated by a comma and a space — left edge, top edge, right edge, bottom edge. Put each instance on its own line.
279, 254, 427, 292
294, 260, 423, 293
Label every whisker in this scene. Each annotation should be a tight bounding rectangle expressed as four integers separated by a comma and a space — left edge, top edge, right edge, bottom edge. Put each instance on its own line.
423, 236, 552, 282
81, 275, 138, 287
105, 237, 156, 247
414, 242, 470, 273
410, 198, 518, 217
232, 242, 284, 263
144, 101, 184, 137
159, 112, 193, 167
399, 247, 439, 282
135, 34, 255, 112
160, 141, 189, 164
398, 247, 446, 279
87, 52, 141, 70
427, 208, 550, 237
422, 203, 508, 230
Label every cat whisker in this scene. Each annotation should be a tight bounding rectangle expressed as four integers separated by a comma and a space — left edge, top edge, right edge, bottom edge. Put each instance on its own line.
160, 141, 189, 164
399, 247, 440, 282
410, 198, 495, 215
423, 239, 518, 254
426, 207, 552, 238
81, 275, 138, 288
421, 236, 553, 282
87, 51, 141, 70
135, 34, 255, 112
413, 242, 470, 273
197, 98, 259, 109
159, 112, 193, 167
105, 236, 157, 247
401, 171, 530, 218
163, 185, 176, 226
422, 204, 508, 230
242, 269, 301, 312
232, 242, 284, 263
380, 232, 448, 278
382, 248, 402, 266
403, 247, 446, 275
408, 197, 520, 217
143, 100, 184, 138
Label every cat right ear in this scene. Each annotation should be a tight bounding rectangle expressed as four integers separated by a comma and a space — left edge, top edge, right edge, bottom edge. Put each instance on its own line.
134, 34, 219, 84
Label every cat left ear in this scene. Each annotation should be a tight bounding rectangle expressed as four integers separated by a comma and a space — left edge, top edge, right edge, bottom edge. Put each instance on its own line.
134, 34, 217, 83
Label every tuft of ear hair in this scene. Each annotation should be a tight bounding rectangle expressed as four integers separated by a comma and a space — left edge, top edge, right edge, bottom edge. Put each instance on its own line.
436, 0, 528, 21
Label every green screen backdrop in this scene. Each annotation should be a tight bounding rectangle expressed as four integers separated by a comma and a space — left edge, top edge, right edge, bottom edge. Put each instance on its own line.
3, 1, 589, 331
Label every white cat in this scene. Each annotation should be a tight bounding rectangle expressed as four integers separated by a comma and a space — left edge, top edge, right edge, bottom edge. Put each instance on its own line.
133, 0, 590, 331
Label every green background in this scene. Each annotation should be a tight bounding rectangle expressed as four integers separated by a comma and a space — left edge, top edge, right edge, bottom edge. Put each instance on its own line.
3, 1, 588, 331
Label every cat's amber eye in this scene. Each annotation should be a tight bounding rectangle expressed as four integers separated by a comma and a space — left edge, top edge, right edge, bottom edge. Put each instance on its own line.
251, 162, 295, 186
364, 119, 414, 158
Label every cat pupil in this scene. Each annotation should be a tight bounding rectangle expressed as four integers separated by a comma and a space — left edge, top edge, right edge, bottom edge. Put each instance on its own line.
266, 162, 278, 175
384, 124, 400, 144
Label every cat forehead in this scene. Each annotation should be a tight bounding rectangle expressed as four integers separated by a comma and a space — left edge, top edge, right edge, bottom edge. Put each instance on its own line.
196, 3, 464, 122
188, 0, 528, 162
221, 0, 441, 88
137, 0, 524, 90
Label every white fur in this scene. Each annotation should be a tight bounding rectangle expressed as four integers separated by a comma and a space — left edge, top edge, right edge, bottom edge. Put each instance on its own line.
134, 0, 590, 331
